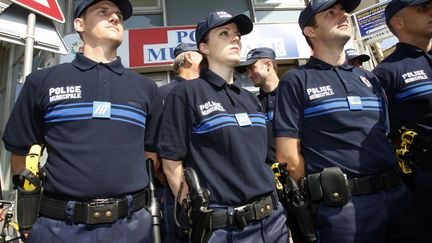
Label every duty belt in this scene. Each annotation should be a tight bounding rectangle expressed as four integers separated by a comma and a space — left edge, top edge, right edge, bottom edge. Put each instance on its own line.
348, 168, 402, 195
39, 190, 149, 224
210, 194, 276, 230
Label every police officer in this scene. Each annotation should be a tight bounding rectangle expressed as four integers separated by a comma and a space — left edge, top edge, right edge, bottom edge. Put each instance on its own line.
373, 1, 432, 242
160, 42, 202, 243
274, 0, 416, 242
158, 10, 289, 243
2, 0, 162, 242
160, 43, 202, 100
236, 47, 279, 166
238, 48, 309, 243
344, 48, 370, 68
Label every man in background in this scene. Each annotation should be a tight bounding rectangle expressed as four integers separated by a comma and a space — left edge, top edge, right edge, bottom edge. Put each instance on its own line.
159, 42, 202, 100
344, 48, 370, 68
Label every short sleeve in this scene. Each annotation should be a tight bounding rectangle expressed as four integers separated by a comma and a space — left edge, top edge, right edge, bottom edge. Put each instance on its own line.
273, 70, 305, 138
157, 87, 193, 160
144, 81, 163, 152
2, 75, 45, 154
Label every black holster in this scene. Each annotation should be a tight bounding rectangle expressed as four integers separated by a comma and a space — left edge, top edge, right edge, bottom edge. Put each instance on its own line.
13, 168, 43, 233
189, 209, 213, 243
16, 184, 42, 232
285, 176, 317, 242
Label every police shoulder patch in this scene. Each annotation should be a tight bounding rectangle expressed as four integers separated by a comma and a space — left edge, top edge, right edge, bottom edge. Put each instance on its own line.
359, 76, 372, 88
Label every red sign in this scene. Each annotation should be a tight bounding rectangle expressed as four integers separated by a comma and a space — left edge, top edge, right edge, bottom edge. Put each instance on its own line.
11, 0, 65, 23
129, 26, 196, 67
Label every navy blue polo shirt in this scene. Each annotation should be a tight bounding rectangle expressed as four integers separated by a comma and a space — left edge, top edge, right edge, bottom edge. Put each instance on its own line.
2, 53, 162, 200
258, 88, 276, 165
373, 42, 432, 136
158, 68, 275, 206
274, 56, 395, 177
159, 76, 185, 101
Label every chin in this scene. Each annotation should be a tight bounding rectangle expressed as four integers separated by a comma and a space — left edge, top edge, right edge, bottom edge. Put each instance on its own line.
229, 57, 241, 66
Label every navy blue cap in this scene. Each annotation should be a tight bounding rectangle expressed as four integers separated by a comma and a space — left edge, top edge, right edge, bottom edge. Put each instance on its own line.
195, 11, 253, 46
385, 0, 430, 25
298, 0, 361, 30
174, 43, 199, 58
345, 48, 370, 62
236, 47, 276, 72
74, 0, 133, 20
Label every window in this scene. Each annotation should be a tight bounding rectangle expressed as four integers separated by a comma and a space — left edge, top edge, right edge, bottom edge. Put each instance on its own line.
130, 0, 161, 13
253, 0, 305, 9
0, 0, 10, 14
127, 0, 163, 29
144, 72, 169, 87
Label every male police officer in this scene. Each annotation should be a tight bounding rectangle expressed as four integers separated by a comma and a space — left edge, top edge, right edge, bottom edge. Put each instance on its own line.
238, 47, 309, 243
344, 48, 370, 68
237, 47, 279, 166
274, 0, 416, 242
2, 0, 162, 242
373, 1, 432, 242
160, 43, 202, 100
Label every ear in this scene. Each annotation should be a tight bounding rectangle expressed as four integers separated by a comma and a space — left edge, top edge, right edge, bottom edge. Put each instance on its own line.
184, 52, 194, 64
266, 60, 272, 71
199, 42, 209, 56
74, 18, 85, 33
390, 15, 403, 31
303, 26, 315, 38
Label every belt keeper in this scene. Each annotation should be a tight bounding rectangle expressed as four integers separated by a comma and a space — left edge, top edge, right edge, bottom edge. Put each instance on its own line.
126, 195, 133, 219
227, 206, 235, 227
65, 201, 76, 224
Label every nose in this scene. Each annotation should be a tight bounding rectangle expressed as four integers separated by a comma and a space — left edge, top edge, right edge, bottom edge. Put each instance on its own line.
339, 9, 349, 20
232, 34, 240, 44
110, 12, 121, 23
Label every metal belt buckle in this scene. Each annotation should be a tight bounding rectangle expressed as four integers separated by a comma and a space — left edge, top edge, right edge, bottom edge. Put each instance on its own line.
233, 205, 249, 229
86, 198, 119, 224
254, 197, 273, 220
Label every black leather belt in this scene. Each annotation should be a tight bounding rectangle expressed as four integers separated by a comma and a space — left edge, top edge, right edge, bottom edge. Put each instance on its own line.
348, 168, 402, 195
210, 194, 276, 230
39, 190, 149, 224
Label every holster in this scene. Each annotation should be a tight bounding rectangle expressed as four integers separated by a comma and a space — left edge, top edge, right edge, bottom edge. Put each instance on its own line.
13, 168, 43, 232
307, 167, 351, 207
189, 209, 213, 243
16, 184, 42, 232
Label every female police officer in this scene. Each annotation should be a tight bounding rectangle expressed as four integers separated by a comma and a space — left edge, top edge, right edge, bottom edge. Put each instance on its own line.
158, 10, 289, 243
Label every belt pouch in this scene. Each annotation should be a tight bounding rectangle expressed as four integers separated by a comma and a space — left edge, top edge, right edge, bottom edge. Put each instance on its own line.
306, 173, 322, 201
320, 167, 351, 207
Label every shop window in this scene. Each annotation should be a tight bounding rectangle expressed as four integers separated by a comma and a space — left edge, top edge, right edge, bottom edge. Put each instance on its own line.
253, 0, 305, 9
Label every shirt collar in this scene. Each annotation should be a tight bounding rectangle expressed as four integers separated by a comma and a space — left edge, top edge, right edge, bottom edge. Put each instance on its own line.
72, 53, 125, 75
259, 87, 276, 96
174, 76, 186, 82
306, 56, 354, 71
396, 42, 429, 58
200, 68, 241, 93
